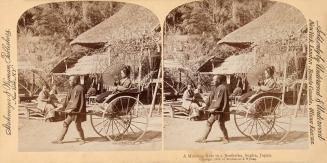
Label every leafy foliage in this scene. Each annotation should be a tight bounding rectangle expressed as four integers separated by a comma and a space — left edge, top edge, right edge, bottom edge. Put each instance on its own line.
164, 0, 273, 88
17, 1, 123, 95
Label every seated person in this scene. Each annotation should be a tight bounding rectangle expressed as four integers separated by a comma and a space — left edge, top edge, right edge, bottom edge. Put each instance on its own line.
239, 66, 277, 102
112, 66, 132, 92
37, 85, 57, 121
192, 84, 206, 120
182, 84, 203, 120
182, 84, 194, 109
86, 83, 97, 98
49, 86, 59, 104
95, 66, 132, 103
193, 84, 205, 106
231, 82, 243, 96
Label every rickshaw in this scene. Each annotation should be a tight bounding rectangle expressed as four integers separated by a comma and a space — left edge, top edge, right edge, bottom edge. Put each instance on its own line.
233, 62, 306, 143
234, 90, 292, 142
88, 88, 149, 143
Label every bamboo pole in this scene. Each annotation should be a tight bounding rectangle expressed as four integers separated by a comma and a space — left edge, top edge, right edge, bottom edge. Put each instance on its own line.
282, 40, 291, 102
281, 60, 287, 102
138, 38, 143, 90
294, 64, 307, 118
149, 62, 161, 117
178, 70, 181, 91
32, 71, 35, 94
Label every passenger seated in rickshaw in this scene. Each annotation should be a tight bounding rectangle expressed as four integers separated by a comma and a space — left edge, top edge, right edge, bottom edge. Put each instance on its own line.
95, 66, 132, 103
239, 66, 277, 103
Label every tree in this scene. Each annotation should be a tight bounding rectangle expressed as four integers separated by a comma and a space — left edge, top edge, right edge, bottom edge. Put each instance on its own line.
17, 1, 123, 94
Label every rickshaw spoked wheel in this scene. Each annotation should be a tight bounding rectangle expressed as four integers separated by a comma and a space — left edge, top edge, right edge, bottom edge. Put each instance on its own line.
234, 96, 292, 142
92, 96, 149, 142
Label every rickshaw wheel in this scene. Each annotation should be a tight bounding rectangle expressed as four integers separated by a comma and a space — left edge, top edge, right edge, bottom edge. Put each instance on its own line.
102, 96, 149, 142
234, 96, 292, 142
90, 104, 108, 139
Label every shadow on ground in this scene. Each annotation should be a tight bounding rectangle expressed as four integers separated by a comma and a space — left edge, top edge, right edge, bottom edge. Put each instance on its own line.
59, 130, 161, 145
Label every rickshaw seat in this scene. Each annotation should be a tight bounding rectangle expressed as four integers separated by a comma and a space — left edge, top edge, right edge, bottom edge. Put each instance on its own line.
98, 88, 143, 104
247, 90, 282, 103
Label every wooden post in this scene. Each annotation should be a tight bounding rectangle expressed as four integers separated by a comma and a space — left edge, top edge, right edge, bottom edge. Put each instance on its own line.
136, 37, 144, 115
294, 64, 307, 118
138, 51, 143, 89
178, 70, 181, 91
281, 60, 288, 102
32, 71, 35, 95
65, 60, 67, 71
149, 62, 161, 117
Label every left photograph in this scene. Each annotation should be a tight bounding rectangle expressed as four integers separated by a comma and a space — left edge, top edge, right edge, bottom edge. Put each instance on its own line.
17, 1, 162, 151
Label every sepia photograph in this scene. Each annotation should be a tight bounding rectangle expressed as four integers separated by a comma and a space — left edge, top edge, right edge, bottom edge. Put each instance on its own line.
163, 0, 308, 150
17, 1, 162, 151
1, 0, 327, 162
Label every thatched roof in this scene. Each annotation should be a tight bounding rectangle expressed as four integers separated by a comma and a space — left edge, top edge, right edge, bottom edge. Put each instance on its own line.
70, 4, 159, 46
50, 57, 78, 74
211, 51, 255, 74
218, 2, 306, 44
65, 54, 111, 75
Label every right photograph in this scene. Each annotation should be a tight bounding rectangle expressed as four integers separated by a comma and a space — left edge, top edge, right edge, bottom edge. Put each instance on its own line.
163, 0, 308, 150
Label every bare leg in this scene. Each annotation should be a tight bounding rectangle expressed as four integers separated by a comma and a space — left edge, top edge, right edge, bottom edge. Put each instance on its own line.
218, 114, 229, 144
195, 114, 216, 143
75, 120, 85, 144
52, 114, 74, 144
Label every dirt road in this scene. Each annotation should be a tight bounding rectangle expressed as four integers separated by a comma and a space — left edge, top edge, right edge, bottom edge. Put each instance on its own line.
164, 114, 308, 150
19, 115, 162, 151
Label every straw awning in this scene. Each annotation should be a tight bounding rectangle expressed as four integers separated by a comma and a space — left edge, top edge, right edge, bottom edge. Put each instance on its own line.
50, 57, 78, 74
70, 4, 159, 46
66, 54, 111, 75
211, 51, 255, 74
218, 2, 306, 44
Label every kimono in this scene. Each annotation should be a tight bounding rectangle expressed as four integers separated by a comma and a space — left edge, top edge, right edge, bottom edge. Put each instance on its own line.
63, 84, 86, 122
182, 89, 194, 109
205, 84, 230, 122
240, 77, 277, 102
182, 89, 203, 118
263, 78, 277, 91
37, 90, 56, 120
37, 90, 49, 111
117, 77, 132, 91
95, 77, 132, 103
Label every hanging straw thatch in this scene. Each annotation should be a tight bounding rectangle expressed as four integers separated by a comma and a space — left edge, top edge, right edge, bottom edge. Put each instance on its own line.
50, 57, 78, 74
211, 51, 255, 74
70, 4, 159, 46
65, 54, 111, 75
218, 2, 306, 44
